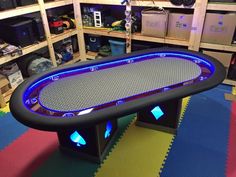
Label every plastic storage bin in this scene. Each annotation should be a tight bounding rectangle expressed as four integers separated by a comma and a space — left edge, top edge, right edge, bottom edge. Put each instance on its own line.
109, 40, 126, 56
0, 17, 37, 47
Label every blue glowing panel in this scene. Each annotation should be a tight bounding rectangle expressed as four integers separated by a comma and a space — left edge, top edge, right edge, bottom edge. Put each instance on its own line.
70, 131, 86, 147
151, 106, 164, 120
104, 121, 112, 139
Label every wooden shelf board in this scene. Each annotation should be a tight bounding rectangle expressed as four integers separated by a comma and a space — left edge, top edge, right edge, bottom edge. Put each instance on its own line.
51, 29, 78, 43
86, 51, 98, 59
0, 4, 40, 20
80, 0, 194, 8
45, 0, 73, 9
207, 3, 236, 11
83, 27, 126, 38
132, 0, 195, 9
132, 33, 189, 46
223, 79, 236, 86
164, 37, 189, 46
0, 41, 48, 65
200, 43, 236, 52
132, 33, 164, 43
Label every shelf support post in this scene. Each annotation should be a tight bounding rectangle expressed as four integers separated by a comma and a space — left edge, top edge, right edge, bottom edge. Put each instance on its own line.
125, 0, 132, 53
188, 0, 208, 51
73, 0, 87, 61
37, 0, 57, 67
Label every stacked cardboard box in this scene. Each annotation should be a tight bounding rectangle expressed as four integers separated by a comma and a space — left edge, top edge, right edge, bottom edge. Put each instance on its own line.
201, 13, 236, 45
167, 13, 193, 40
141, 10, 169, 38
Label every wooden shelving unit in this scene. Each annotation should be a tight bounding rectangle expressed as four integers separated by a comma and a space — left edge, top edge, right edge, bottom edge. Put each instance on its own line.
0, 0, 85, 68
0, 0, 236, 89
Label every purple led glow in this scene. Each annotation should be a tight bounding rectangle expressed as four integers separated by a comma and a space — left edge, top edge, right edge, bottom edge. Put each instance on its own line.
23, 51, 214, 118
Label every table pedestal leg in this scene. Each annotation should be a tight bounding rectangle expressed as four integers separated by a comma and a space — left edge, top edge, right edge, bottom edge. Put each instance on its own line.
57, 119, 118, 163
136, 99, 182, 134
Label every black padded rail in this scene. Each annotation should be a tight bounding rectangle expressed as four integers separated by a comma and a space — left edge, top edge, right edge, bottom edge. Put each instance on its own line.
10, 48, 226, 131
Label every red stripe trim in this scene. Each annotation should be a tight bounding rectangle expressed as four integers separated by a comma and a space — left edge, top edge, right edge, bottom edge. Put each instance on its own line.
0, 129, 57, 177
226, 100, 236, 177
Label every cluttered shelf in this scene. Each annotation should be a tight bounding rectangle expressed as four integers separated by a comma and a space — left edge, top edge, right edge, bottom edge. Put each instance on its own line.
207, 2, 236, 11
83, 28, 189, 47
200, 43, 236, 52
44, 0, 73, 10
0, 41, 48, 65
0, 4, 40, 20
51, 29, 78, 44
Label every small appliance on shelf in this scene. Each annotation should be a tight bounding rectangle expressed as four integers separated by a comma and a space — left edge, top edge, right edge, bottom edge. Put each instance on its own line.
48, 16, 64, 34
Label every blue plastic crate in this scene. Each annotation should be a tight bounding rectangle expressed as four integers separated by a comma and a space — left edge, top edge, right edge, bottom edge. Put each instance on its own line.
109, 40, 126, 56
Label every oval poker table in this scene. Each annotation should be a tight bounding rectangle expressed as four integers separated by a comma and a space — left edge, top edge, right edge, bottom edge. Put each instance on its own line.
10, 48, 226, 162
10, 48, 225, 131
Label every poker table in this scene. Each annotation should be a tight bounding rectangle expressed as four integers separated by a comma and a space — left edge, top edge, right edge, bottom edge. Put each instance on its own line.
10, 48, 226, 162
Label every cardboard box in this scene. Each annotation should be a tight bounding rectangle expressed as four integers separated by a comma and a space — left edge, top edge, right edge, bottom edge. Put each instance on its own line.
167, 13, 193, 40
7, 70, 24, 89
0, 62, 24, 89
201, 13, 236, 45
0, 74, 10, 108
141, 10, 168, 38
203, 50, 233, 68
